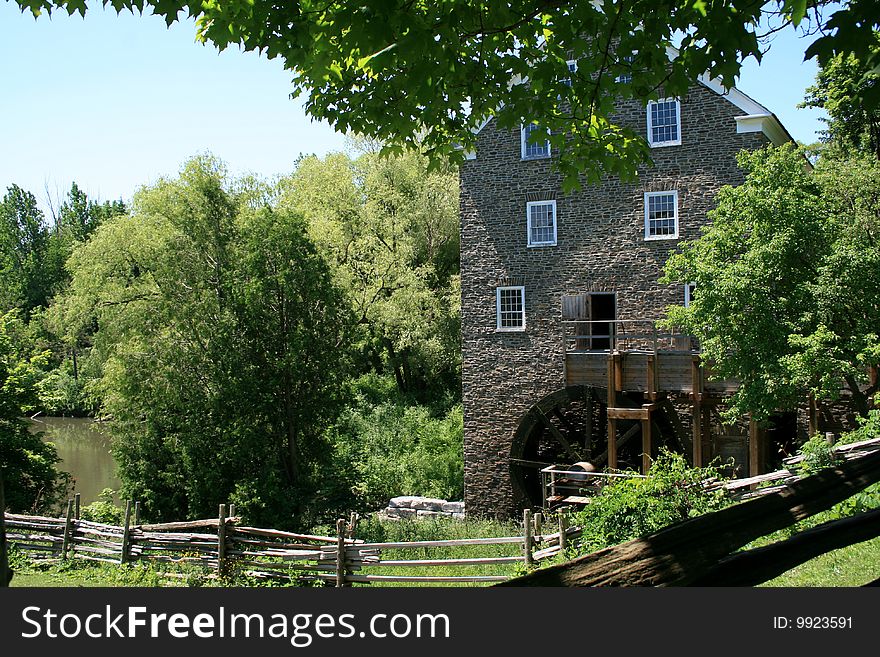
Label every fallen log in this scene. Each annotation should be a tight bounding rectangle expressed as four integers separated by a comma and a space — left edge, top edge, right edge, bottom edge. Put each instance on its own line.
691, 507, 880, 586
498, 449, 880, 586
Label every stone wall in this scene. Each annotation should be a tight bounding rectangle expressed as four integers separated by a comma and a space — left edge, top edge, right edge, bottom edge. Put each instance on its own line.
460, 83, 770, 517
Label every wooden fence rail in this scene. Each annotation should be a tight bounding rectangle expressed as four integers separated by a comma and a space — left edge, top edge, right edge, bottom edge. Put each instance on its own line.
5, 505, 575, 586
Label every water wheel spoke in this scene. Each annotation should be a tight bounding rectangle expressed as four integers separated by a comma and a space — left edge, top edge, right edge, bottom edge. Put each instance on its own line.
535, 407, 582, 462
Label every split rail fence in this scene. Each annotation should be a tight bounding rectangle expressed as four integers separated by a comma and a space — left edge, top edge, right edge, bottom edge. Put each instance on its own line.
4, 502, 575, 586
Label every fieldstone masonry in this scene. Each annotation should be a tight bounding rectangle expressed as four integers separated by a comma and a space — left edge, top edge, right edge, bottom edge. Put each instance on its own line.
460, 83, 773, 517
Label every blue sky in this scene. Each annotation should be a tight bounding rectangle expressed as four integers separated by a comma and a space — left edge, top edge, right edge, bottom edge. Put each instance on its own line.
1, 4, 825, 213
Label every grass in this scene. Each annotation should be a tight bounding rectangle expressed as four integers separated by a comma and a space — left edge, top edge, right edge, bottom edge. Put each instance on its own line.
761, 537, 880, 587
6, 515, 878, 588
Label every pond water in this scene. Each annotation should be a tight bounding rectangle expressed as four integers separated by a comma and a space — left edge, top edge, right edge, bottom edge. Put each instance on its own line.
30, 417, 122, 505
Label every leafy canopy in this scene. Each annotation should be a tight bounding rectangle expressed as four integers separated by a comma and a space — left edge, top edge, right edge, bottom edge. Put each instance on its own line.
11, 1, 879, 188
663, 144, 880, 420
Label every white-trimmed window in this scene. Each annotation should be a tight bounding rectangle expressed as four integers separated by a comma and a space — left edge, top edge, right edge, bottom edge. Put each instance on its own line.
684, 282, 697, 307
644, 191, 679, 240
521, 123, 550, 159
526, 200, 557, 247
647, 99, 681, 146
496, 286, 526, 331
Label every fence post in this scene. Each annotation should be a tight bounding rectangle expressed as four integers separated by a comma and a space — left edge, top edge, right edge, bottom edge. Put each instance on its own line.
218, 504, 228, 578
229, 503, 236, 519
134, 501, 141, 526
826, 432, 836, 447
533, 511, 542, 540
62, 499, 74, 561
523, 508, 533, 568
336, 519, 347, 587
558, 512, 568, 554
74, 493, 81, 520
120, 500, 132, 564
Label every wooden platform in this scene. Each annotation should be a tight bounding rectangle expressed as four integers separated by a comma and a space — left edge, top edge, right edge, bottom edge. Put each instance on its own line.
565, 350, 739, 395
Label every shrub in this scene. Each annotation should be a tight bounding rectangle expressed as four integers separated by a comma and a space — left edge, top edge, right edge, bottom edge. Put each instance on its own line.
571, 450, 730, 554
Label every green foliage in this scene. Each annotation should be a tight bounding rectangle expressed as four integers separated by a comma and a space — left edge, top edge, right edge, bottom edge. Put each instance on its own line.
79, 488, 124, 525
280, 147, 461, 403
663, 144, 880, 420
15, 2, 878, 189
0, 184, 51, 315
55, 155, 352, 529
0, 311, 70, 512
571, 451, 730, 554
802, 36, 880, 159
330, 377, 463, 512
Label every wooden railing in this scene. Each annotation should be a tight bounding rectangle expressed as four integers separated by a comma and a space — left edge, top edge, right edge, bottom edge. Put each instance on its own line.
563, 319, 696, 354
4, 505, 575, 586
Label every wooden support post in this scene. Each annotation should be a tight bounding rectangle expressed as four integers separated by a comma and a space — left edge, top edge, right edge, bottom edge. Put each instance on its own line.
533, 511, 543, 539
641, 416, 652, 474
134, 501, 141, 526
749, 417, 765, 477
74, 493, 81, 520
558, 513, 568, 554
613, 353, 623, 392
826, 432, 836, 447
218, 504, 228, 578
120, 500, 132, 564
336, 518, 347, 587
62, 499, 73, 561
523, 509, 534, 568
229, 503, 236, 519
348, 512, 359, 539
607, 418, 618, 470
691, 357, 703, 468
808, 394, 819, 438
646, 354, 657, 400
607, 355, 618, 470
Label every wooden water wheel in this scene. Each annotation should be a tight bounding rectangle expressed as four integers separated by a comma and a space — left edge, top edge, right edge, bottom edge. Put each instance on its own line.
509, 384, 685, 509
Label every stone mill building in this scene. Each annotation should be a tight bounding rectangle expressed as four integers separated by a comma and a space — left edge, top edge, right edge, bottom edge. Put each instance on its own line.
459, 68, 798, 518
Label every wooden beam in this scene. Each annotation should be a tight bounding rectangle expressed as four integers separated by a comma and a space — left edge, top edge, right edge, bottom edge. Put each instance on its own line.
641, 417, 652, 474
497, 449, 880, 587
692, 507, 880, 586
584, 388, 593, 455
593, 423, 641, 467
808, 393, 818, 437
607, 356, 617, 469
749, 416, 764, 477
535, 408, 582, 462
607, 407, 650, 421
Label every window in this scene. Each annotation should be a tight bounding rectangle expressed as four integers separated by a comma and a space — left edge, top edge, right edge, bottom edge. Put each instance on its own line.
644, 191, 679, 240
684, 282, 696, 307
496, 286, 526, 331
615, 53, 635, 84
647, 99, 681, 146
526, 200, 557, 247
561, 59, 578, 86
521, 123, 550, 159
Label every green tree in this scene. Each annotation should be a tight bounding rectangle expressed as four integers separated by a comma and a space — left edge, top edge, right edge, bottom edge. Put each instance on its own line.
0, 185, 50, 315
663, 144, 880, 420
57, 156, 352, 527
0, 311, 70, 513
801, 34, 880, 159
13, 1, 879, 187
280, 147, 461, 402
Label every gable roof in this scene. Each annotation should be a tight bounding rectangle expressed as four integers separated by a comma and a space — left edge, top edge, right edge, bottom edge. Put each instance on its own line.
467, 46, 795, 150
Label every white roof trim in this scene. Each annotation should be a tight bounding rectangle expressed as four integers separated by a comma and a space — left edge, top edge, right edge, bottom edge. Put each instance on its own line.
734, 114, 792, 146
465, 45, 794, 153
